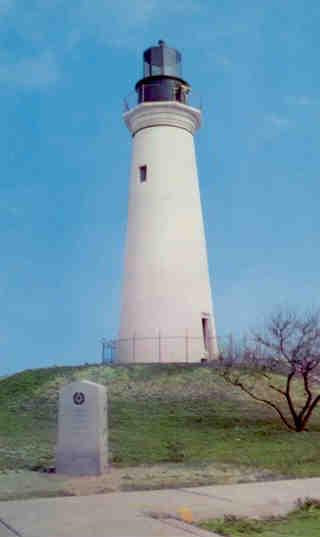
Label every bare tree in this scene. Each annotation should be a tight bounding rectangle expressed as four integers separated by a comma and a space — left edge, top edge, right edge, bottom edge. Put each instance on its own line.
219, 309, 320, 432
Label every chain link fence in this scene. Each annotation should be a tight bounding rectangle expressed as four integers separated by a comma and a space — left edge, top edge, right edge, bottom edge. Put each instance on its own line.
101, 335, 223, 364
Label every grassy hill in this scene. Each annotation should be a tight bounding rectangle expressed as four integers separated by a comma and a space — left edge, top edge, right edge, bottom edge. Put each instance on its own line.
1, 363, 320, 485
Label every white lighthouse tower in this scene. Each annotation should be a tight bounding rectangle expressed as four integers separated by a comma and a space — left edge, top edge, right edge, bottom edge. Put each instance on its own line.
118, 40, 218, 363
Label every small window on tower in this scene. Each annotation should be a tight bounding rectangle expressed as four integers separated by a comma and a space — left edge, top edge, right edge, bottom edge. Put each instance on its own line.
139, 165, 147, 183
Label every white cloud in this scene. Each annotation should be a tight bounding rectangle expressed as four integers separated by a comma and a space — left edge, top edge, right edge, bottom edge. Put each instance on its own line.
0, 0, 14, 17
265, 114, 293, 129
214, 55, 232, 67
252, 113, 294, 142
0, 199, 19, 215
68, 0, 200, 48
0, 51, 59, 89
1, 0, 199, 50
285, 95, 320, 106
0, 0, 202, 88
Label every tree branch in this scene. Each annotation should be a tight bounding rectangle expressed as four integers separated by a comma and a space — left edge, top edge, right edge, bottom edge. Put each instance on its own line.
298, 372, 313, 421
301, 394, 320, 429
224, 375, 295, 431
268, 383, 286, 397
220, 307, 320, 432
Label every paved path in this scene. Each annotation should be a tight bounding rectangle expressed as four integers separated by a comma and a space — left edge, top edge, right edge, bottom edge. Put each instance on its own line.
0, 477, 320, 537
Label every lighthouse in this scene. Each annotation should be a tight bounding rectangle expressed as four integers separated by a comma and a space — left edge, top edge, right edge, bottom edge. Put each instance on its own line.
118, 40, 218, 363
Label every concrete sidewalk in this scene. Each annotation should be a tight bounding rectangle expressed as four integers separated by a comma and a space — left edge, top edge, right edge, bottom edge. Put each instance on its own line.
0, 477, 320, 537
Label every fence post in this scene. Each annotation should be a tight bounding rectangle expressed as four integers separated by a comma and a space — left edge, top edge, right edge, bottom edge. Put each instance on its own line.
185, 329, 189, 363
158, 331, 162, 363
132, 333, 136, 363
114, 340, 118, 363
101, 339, 105, 363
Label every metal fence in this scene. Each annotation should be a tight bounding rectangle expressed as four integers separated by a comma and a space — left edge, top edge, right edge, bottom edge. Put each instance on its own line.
101, 335, 221, 364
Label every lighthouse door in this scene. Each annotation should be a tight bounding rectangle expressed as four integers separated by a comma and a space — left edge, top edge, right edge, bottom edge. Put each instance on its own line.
202, 317, 209, 349
201, 314, 213, 360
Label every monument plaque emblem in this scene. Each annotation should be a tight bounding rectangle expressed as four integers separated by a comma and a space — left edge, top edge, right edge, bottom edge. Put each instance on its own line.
73, 392, 85, 405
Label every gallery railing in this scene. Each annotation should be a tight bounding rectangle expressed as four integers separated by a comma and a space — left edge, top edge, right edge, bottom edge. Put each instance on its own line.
123, 84, 202, 112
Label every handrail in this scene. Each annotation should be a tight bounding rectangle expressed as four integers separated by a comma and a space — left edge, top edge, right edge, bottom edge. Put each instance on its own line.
123, 85, 202, 112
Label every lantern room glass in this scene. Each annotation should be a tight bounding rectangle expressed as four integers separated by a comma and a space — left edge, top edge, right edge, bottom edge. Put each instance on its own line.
143, 42, 182, 78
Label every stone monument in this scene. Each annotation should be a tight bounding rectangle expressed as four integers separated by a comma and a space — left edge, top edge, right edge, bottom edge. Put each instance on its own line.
56, 380, 107, 475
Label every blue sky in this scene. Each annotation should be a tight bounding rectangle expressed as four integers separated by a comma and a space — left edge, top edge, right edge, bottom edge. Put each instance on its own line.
1, 1, 319, 375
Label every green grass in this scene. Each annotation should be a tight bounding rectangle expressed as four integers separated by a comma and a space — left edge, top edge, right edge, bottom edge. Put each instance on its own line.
199, 499, 320, 536
0, 364, 320, 478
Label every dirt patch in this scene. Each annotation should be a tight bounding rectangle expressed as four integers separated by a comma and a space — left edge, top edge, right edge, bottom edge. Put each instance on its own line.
64, 462, 278, 496
0, 462, 280, 501
0, 470, 69, 501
